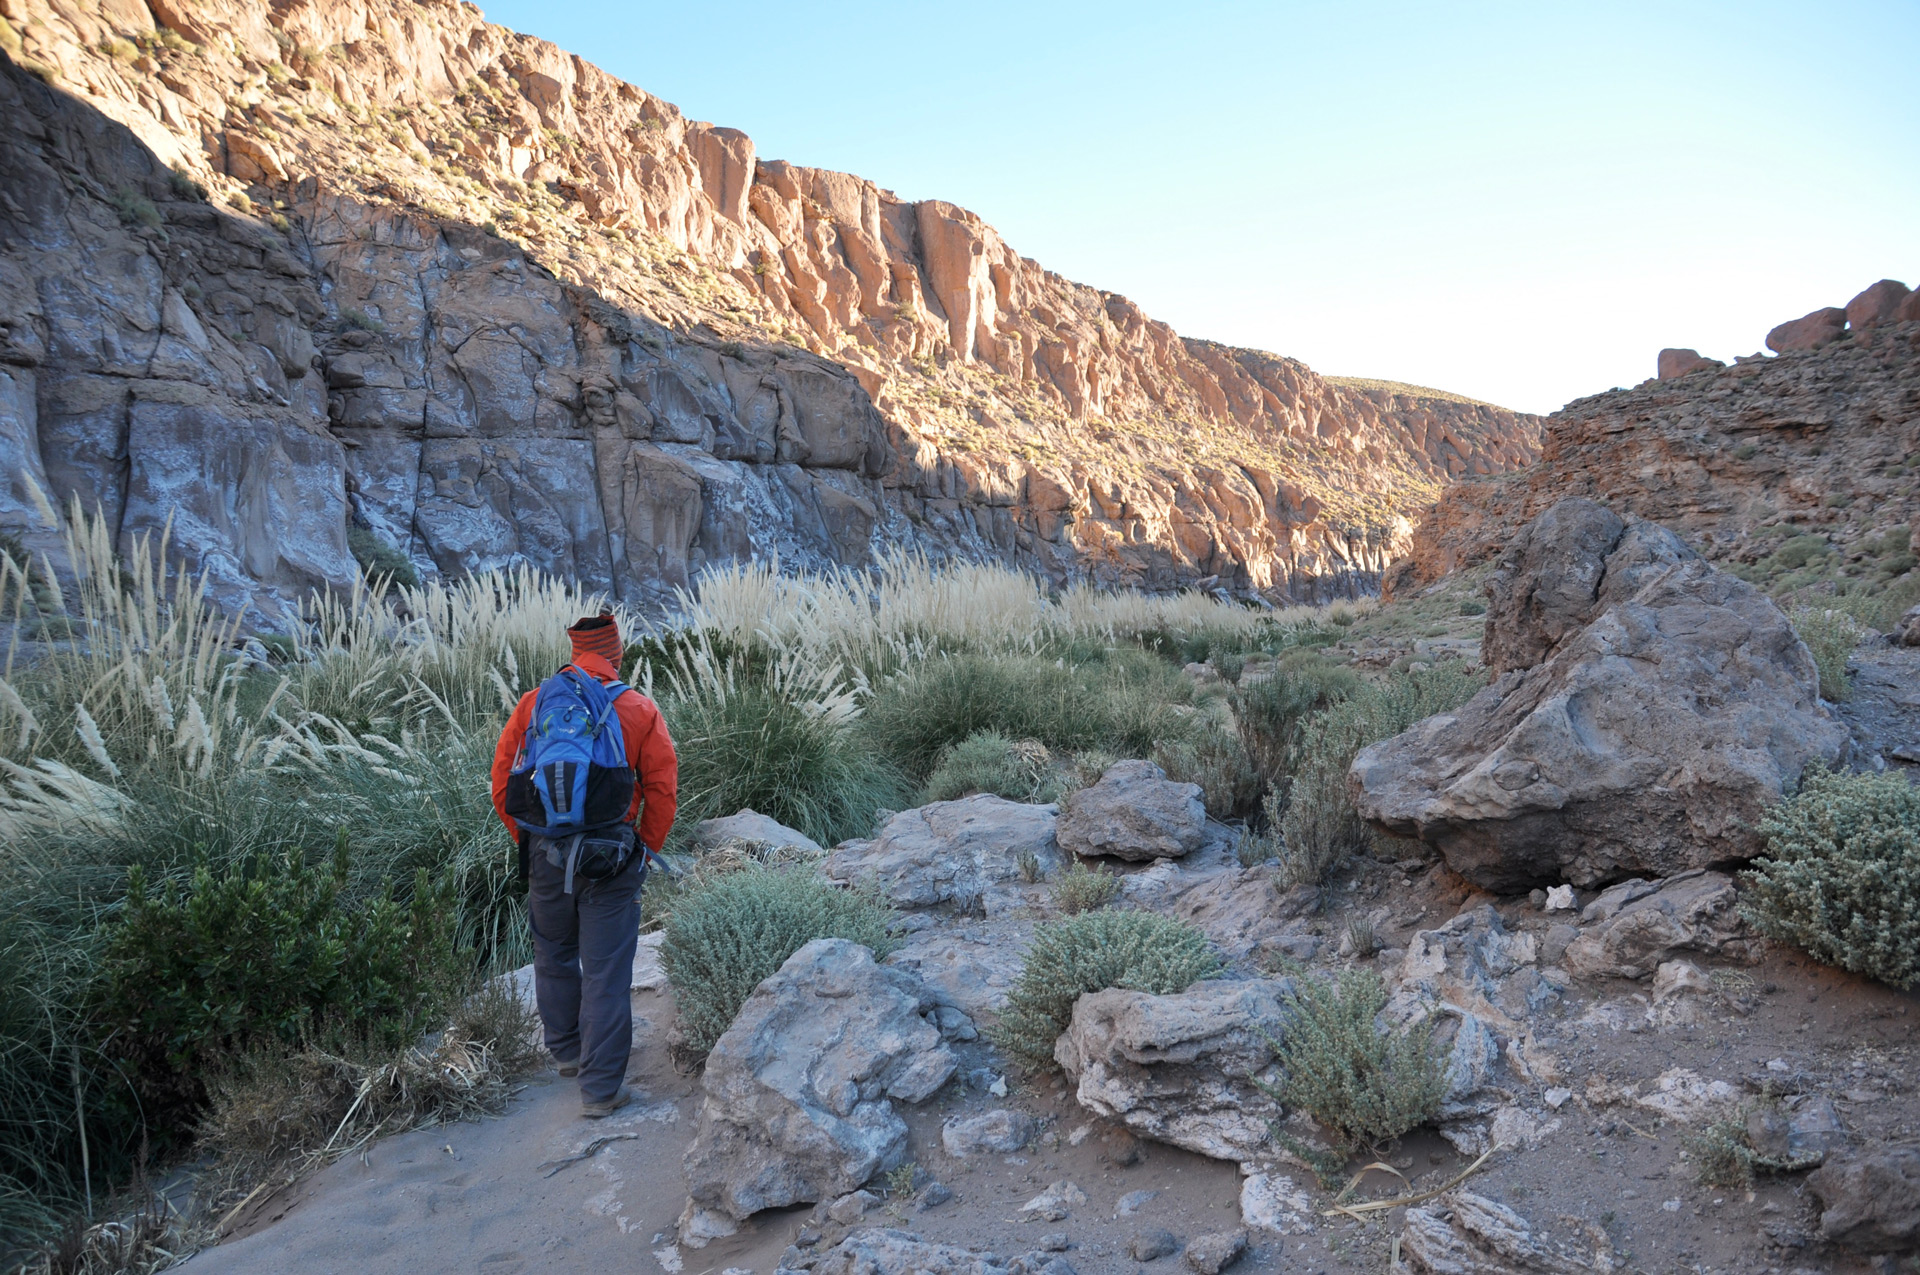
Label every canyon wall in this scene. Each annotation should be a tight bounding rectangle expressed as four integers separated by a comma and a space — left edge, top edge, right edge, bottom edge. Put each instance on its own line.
0, 0, 1539, 620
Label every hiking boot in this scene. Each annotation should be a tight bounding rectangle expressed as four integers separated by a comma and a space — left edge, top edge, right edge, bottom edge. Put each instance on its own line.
553, 1056, 580, 1078
581, 1086, 634, 1119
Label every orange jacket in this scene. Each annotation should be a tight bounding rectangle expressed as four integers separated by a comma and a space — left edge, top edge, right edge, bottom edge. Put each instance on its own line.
490, 652, 679, 852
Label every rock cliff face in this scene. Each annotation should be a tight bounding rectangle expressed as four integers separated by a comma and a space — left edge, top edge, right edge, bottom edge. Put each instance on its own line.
0, 0, 1539, 618
1390, 295, 1920, 605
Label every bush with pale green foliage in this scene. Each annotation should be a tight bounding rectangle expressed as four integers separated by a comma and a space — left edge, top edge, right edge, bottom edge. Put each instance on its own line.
660, 868, 897, 1057
1742, 765, 1920, 989
1263, 968, 1446, 1179
1278, 664, 1485, 885
924, 730, 1056, 804
993, 910, 1220, 1071
1050, 858, 1121, 915
1788, 606, 1864, 701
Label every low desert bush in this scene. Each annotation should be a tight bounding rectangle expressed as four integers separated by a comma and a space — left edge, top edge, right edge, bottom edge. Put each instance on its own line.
993, 911, 1220, 1072
1050, 858, 1121, 915
1278, 664, 1484, 885
923, 730, 1056, 804
660, 868, 897, 1057
1151, 701, 1260, 818
1263, 968, 1446, 1178
1742, 765, 1920, 989
1232, 654, 1361, 784
95, 835, 468, 1134
345, 525, 420, 589
1683, 1105, 1822, 1189
1788, 606, 1864, 701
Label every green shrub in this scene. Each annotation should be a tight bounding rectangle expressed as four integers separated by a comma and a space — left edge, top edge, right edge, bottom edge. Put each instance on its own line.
862, 650, 1193, 779
95, 834, 467, 1134
1683, 1104, 1822, 1189
666, 681, 909, 849
346, 524, 421, 589
109, 187, 163, 230
1278, 664, 1484, 885
993, 911, 1220, 1071
1263, 968, 1446, 1178
924, 730, 1054, 803
1232, 655, 1360, 784
1788, 606, 1864, 701
660, 868, 897, 1057
1774, 534, 1830, 570
1050, 858, 1120, 915
1742, 766, 1920, 989
166, 165, 208, 202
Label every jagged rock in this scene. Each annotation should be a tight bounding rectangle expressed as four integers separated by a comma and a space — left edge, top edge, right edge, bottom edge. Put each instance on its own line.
1354, 500, 1847, 890
1767, 306, 1849, 352
680, 940, 955, 1239
885, 923, 1029, 1024
1808, 1143, 1920, 1252
1656, 348, 1724, 380
1394, 1192, 1609, 1273
1019, 1181, 1088, 1221
1055, 979, 1290, 1169
826, 796, 1061, 914
1183, 1231, 1248, 1275
1170, 866, 1319, 960
1563, 870, 1756, 979
1845, 279, 1911, 330
1238, 1174, 1315, 1235
805, 1229, 1079, 1275
1056, 762, 1207, 862
1894, 602, 1920, 647
941, 1110, 1034, 1156
1127, 1230, 1180, 1262
693, 809, 825, 856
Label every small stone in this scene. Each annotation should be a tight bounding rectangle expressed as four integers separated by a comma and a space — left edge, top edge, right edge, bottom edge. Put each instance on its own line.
1183, 1231, 1248, 1275
1127, 1230, 1180, 1262
1544, 884, 1575, 911
1544, 1087, 1572, 1109
827, 1190, 879, 1224
942, 1109, 1035, 1156
1038, 1234, 1071, 1252
1102, 1128, 1145, 1167
1767, 1058, 1791, 1073
1116, 1189, 1160, 1217
1020, 1181, 1088, 1221
918, 1182, 953, 1210
1067, 1124, 1091, 1146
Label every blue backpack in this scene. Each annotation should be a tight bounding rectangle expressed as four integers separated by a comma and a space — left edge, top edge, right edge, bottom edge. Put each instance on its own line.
504, 668, 639, 890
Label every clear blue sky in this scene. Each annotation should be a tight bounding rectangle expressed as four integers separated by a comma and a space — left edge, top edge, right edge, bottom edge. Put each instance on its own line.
480, 0, 1918, 415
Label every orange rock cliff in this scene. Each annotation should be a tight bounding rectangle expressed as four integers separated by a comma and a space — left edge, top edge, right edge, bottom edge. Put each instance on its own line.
0, 0, 1539, 616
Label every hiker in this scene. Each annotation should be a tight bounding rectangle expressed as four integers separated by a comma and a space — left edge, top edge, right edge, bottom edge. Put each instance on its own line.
491, 612, 677, 1118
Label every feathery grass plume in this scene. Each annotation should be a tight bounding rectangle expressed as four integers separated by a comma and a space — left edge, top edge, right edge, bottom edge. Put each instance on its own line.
993, 910, 1220, 1071
660, 867, 896, 1058
1742, 765, 1920, 989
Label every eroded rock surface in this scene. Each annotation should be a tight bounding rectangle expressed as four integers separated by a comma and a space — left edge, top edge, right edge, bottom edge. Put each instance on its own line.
1561, 870, 1757, 979
1055, 978, 1290, 1169
826, 796, 1061, 913
1353, 499, 1847, 889
1394, 1192, 1610, 1274
800, 1229, 1078, 1275
1807, 1143, 1920, 1253
692, 808, 825, 856
1057, 761, 1207, 862
680, 939, 954, 1240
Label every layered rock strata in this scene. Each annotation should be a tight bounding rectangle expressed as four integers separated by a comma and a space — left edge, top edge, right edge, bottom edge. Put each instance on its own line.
0, 0, 1538, 617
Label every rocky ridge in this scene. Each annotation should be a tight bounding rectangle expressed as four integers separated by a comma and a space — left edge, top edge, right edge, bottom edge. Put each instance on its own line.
0, 0, 1538, 617
1388, 283, 1920, 615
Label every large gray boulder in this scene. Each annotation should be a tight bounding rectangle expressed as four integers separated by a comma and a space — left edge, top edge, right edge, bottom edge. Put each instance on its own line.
679, 940, 956, 1243
692, 808, 825, 857
826, 795, 1061, 914
1054, 979, 1291, 1169
1057, 761, 1208, 862
1352, 499, 1847, 890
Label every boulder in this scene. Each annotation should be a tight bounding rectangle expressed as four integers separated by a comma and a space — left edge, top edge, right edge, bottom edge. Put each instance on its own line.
1126, 1230, 1180, 1262
693, 808, 825, 857
1766, 306, 1849, 353
826, 796, 1061, 913
1808, 1144, 1920, 1252
1900, 290, 1920, 323
1844, 278, 1910, 331
1169, 866, 1318, 960
1562, 870, 1756, 979
1183, 1231, 1247, 1275
1395, 1192, 1608, 1273
1057, 761, 1207, 862
941, 1109, 1034, 1156
1655, 348, 1723, 380
1352, 499, 1847, 890
1894, 601, 1920, 647
805, 1229, 1078, 1275
1054, 978, 1291, 1169
680, 940, 956, 1240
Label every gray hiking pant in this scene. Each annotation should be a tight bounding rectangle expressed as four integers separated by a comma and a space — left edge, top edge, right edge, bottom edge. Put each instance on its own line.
526, 842, 646, 1104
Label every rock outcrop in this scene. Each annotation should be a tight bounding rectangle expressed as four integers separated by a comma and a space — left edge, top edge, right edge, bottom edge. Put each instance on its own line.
1056, 761, 1208, 862
1054, 978, 1291, 1170
1390, 284, 1920, 611
0, 0, 1539, 619
679, 939, 955, 1243
1561, 870, 1757, 980
1394, 1192, 1610, 1274
1807, 1143, 1920, 1253
826, 795, 1061, 914
1354, 499, 1848, 890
